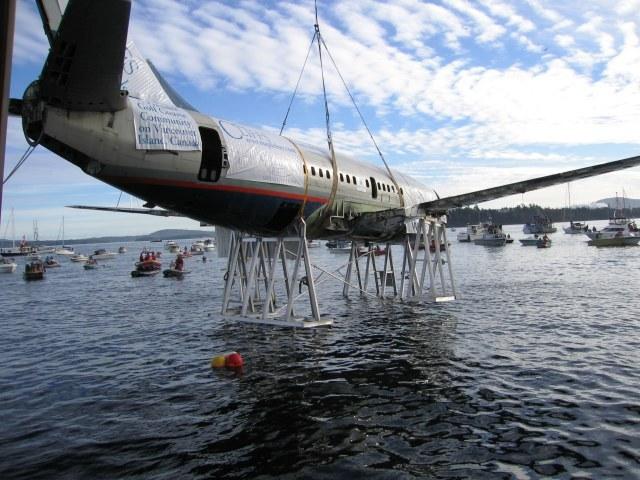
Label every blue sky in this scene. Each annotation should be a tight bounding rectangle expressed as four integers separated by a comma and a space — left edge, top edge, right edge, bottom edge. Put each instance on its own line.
3, 0, 640, 239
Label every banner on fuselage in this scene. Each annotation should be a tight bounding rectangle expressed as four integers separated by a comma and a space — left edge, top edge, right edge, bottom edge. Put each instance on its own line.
217, 119, 304, 188
131, 100, 202, 151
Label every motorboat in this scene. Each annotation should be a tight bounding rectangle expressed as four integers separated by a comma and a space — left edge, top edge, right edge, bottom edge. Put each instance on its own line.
55, 246, 75, 256
91, 248, 117, 260
0, 257, 17, 273
457, 223, 485, 242
37, 246, 56, 254
519, 235, 551, 247
372, 245, 387, 256
563, 221, 589, 234
26, 253, 42, 261
0, 243, 38, 257
164, 241, 179, 250
203, 239, 216, 252
585, 218, 638, 239
523, 215, 557, 234
168, 244, 181, 253
474, 232, 507, 246
69, 253, 89, 262
163, 268, 190, 278
328, 240, 352, 254
505, 236, 514, 244
84, 258, 99, 270
537, 236, 552, 248
307, 240, 322, 248
588, 235, 640, 247
585, 220, 639, 247
24, 261, 45, 281
118, 246, 127, 254
43, 256, 61, 268
131, 258, 162, 277
190, 243, 205, 255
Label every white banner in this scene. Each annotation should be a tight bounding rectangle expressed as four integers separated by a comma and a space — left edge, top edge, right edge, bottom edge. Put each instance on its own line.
217, 119, 304, 187
132, 101, 202, 151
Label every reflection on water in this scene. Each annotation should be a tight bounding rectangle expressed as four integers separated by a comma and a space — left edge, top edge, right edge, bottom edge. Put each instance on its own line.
1, 226, 639, 479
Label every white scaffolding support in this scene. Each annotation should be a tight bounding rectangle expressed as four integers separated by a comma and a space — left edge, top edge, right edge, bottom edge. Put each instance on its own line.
341, 217, 456, 302
399, 217, 457, 302
219, 216, 456, 328
221, 220, 333, 328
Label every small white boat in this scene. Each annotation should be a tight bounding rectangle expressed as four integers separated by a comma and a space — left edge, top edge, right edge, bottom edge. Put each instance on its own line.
91, 248, 117, 260
69, 254, 89, 262
563, 221, 589, 234
37, 246, 56, 254
0, 257, 17, 273
55, 246, 75, 256
118, 246, 127, 254
26, 253, 42, 261
307, 240, 322, 248
168, 244, 181, 253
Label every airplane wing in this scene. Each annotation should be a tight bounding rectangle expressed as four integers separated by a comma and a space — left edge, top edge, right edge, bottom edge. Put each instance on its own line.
39, 0, 131, 111
419, 154, 640, 213
67, 205, 184, 217
35, 0, 67, 45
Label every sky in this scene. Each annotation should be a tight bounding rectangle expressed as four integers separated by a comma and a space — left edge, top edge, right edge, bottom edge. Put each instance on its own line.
3, 0, 640, 240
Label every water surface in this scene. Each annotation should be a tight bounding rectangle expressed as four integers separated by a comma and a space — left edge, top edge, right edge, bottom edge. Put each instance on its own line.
1, 224, 639, 479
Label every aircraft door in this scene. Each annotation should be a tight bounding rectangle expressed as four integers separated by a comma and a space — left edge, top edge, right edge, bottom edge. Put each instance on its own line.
370, 176, 378, 199
198, 127, 227, 182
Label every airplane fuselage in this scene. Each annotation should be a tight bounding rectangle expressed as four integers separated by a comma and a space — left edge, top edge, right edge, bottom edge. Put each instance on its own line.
26, 94, 437, 239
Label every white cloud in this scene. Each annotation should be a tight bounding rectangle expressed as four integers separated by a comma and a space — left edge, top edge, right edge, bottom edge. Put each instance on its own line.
444, 0, 506, 43
6, 0, 640, 236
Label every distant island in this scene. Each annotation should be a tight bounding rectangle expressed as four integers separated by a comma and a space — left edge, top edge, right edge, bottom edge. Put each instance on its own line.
447, 200, 640, 227
0, 229, 214, 247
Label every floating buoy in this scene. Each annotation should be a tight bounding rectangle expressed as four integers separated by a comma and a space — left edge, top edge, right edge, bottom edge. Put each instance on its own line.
211, 355, 226, 368
225, 352, 244, 368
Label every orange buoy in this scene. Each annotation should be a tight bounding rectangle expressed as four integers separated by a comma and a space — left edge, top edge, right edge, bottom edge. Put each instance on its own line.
225, 352, 244, 368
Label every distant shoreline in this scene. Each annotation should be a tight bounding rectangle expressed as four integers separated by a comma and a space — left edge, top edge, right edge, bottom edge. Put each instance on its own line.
0, 229, 214, 248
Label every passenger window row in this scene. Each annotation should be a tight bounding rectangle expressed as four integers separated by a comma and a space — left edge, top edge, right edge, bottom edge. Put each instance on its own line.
303, 164, 398, 194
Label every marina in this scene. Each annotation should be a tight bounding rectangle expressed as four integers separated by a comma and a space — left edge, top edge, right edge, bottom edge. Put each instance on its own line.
1, 224, 639, 478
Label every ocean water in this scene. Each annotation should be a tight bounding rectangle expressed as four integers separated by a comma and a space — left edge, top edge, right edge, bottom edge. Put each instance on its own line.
1, 223, 639, 479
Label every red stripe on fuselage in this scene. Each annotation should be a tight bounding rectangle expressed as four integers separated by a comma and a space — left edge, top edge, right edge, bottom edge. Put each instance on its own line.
102, 175, 329, 204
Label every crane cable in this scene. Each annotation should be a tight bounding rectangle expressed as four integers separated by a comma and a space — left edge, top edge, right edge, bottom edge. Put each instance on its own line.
313, 1, 341, 223
279, 31, 318, 136
318, 35, 404, 207
280, 0, 404, 216
2, 143, 37, 185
